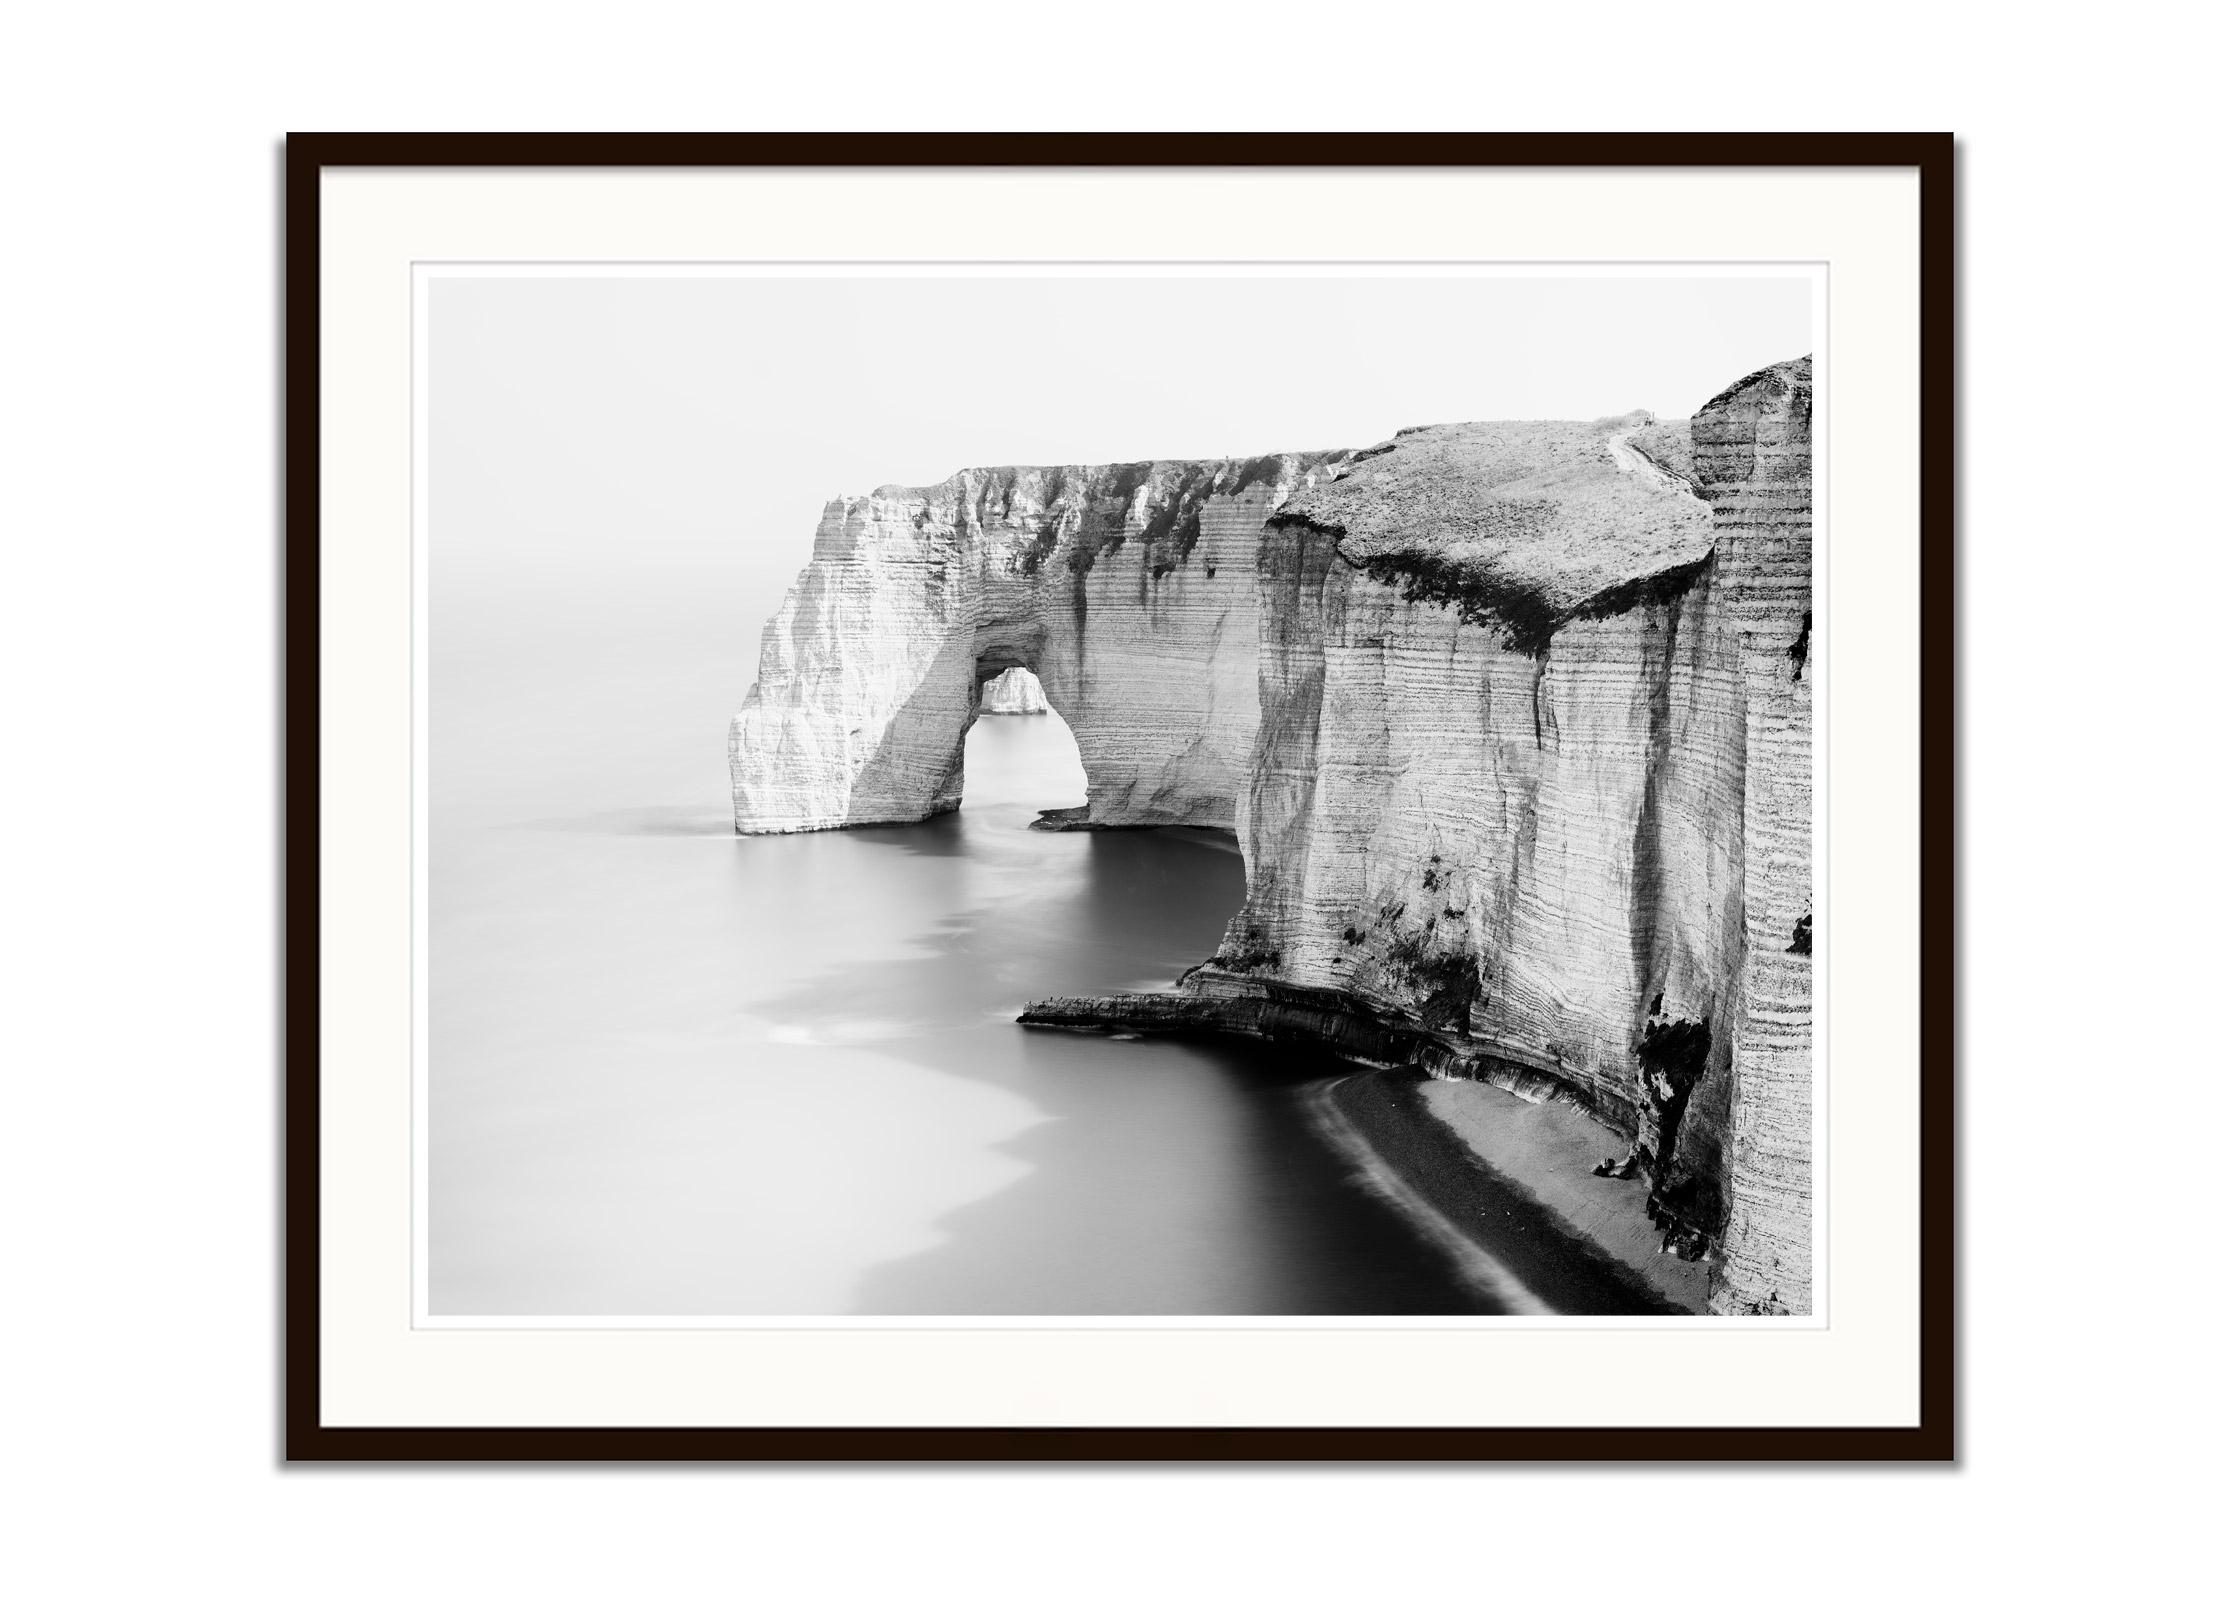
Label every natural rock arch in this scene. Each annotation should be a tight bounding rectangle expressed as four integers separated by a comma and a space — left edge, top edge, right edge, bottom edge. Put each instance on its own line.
728, 359, 1816, 1315
728, 454, 1344, 834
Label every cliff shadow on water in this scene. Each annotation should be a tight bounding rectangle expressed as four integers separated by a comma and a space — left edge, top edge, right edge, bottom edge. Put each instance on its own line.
738, 801, 1512, 1316
720, 704, 1508, 1313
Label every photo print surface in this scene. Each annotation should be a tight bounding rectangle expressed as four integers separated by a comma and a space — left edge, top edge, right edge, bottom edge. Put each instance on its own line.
422, 269, 1818, 1319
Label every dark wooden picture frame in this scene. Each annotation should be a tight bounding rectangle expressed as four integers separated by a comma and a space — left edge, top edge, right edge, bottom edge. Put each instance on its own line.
284, 132, 1955, 1463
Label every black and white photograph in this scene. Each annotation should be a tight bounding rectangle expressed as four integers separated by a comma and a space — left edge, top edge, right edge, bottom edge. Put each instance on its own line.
423, 267, 1819, 1322
21, 0, 2240, 1580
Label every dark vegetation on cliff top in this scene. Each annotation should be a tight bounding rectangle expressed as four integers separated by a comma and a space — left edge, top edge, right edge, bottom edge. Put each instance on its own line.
911, 454, 1347, 580
1335, 543, 1713, 656
1273, 417, 1720, 655
1696, 353, 1813, 416
1571, 555, 1717, 628
1350, 546, 1566, 654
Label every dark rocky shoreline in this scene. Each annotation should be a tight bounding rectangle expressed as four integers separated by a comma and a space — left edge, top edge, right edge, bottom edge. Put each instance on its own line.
1020, 985, 1626, 1123
1020, 993, 1698, 1315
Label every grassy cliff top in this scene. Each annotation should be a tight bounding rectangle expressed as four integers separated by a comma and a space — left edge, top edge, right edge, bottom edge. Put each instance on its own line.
1276, 414, 1717, 653
869, 451, 1353, 508
823, 356, 1806, 630
852, 451, 1355, 578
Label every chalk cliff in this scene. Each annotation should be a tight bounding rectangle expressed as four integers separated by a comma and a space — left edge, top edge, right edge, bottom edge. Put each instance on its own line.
732, 359, 1813, 1314
978, 665, 1051, 715
729, 453, 1345, 832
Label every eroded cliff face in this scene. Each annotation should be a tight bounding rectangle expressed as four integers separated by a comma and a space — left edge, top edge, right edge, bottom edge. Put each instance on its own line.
1177, 362, 1813, 1313
729, 453, 1345, 832
1689, 359, 1814, 1315
978, 665, 1051, 715
731, 359, 1813, 1314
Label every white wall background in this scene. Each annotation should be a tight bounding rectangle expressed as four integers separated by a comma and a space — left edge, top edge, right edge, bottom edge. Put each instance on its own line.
4, 4, 2233, 1595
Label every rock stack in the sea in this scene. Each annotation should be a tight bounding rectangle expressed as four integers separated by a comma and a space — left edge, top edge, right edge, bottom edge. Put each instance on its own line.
732, 359, 1815, 1315
978, 665, 1052, 715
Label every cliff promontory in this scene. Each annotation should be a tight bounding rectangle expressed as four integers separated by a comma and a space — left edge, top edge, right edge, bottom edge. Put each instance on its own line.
729, 452, 1345, 832
732, 359, 1814, 1314
978, 665, 1052, 715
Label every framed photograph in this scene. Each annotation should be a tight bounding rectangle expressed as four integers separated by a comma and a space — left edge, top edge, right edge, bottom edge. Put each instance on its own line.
287, 133, 1953, 1460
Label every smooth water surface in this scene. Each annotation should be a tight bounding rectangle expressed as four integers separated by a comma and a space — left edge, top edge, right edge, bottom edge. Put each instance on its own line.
429, 606, 1490, 1313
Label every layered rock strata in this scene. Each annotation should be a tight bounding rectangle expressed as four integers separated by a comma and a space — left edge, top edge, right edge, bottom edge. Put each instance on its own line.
733, 360, 1814, 1314
729, 453, 1345, 832
978, 665, 1051, 714
1202, 365, 1811, 1312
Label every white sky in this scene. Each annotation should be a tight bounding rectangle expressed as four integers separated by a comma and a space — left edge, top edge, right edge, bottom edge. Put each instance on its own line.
429, 273, 1811, 612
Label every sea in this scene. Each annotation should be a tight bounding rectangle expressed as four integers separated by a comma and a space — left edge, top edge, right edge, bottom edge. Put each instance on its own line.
426, 582, 1495, 1315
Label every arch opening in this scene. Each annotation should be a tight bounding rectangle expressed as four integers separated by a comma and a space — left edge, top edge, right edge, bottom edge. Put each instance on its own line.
962, 665, 1087, 826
